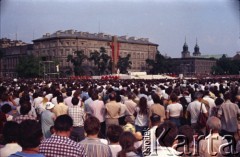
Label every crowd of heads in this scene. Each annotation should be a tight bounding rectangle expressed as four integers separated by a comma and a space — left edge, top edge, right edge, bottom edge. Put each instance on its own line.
0, 77, 240, 156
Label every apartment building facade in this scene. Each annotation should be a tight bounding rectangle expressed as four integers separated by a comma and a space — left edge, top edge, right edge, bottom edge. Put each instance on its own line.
32, 30, 158, 75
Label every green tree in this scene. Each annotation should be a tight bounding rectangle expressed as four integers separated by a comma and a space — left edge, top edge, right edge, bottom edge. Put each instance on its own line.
211, 55, 240, 75
146, 51, 177, 74
89, 47, 112, 75
67, 50, 87, 76
146, 51, 166, 74
117, 54, 132, 74
16, 55, 40, 78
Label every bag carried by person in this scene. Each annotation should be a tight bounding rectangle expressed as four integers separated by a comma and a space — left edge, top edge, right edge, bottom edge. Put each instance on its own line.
197, 103, 207, 129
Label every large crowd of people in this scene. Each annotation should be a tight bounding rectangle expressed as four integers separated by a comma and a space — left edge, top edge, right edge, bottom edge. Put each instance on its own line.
0, 78, 240, 156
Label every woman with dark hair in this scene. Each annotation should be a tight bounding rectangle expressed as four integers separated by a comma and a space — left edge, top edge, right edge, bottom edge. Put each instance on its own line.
179, 96, 190, 125
134, 97, 149, 136
117, 132, 140, 157
166, 93, 183, 127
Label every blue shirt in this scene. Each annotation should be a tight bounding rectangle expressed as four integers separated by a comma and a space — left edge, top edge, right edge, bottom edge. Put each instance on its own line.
9, 152, 45, 157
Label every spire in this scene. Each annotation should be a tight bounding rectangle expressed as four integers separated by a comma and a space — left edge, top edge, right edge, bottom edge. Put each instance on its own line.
193, 37, 201, 56
195, 37, 199, 48
183, 36, 188, 51
182, 36, 190, 58
194, 37, 199, 50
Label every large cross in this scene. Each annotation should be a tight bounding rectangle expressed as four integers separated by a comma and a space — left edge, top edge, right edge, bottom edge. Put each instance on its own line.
110, 36, 120, 74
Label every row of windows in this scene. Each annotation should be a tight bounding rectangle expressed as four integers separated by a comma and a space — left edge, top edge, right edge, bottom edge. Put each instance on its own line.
35, 40, 110, 49
34, 40, 157, 52
3, 58, 18, 69
119, 51, 154, 59
120, 44, 156, 51
37, 49, 155, 59
131, 61, 146, 68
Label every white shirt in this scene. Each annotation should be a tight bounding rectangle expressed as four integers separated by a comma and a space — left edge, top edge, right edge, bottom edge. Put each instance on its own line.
135, 107, 148, 127
203, 96, 216, 115
89, 100, 105, 122
33, 96, 43, 108
166, 103, 183, 117
109, 144, 122, 157
0, 143, 22, 157
45, 93, 53, 101
64, 96, 73, 107
184, 95, 192, 104
13, 98, 20, 106
51, 97, 58, 106
187, 100, 207, 123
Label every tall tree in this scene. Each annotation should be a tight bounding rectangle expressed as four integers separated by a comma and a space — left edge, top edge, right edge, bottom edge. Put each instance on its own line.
89, 47, 112, 75
16, 55, 40, 78
67, 50, 87, 76
117, 54, 132, 74
211, 55, 240, 75
146, 51, 166, 74
146, 51, 177, 74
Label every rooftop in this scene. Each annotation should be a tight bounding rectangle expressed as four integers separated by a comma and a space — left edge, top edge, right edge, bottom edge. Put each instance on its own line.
33, 29, 158, 46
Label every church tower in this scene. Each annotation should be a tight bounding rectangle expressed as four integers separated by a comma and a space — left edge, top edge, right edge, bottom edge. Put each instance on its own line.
181, 38, 190, 58
193, 38, 201, 57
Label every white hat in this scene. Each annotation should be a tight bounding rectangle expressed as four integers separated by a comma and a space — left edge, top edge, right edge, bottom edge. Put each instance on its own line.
45, 102, 55, 110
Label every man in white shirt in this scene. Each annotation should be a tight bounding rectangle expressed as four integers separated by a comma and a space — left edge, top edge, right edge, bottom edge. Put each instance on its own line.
32, 92, 43, 108
187, 91, 208, 130
64, 90, 73, 107
203, 90, 216, 115
106, 124, 123, 157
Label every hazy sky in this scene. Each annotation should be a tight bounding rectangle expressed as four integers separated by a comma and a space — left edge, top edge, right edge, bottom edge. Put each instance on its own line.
1, 0, 240, 57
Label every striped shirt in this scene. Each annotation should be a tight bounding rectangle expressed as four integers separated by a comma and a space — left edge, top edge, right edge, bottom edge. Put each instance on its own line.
80, 137, 112, 157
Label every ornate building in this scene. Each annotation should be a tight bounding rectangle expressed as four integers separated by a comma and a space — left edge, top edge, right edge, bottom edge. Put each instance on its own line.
173, 40, 216, 77
0, 38, 32, 77
181, 41, 191, 58
32, 30, 158, 75
192, 40, 201, 57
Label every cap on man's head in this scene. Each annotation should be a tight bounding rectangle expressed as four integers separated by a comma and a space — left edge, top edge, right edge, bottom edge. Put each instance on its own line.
45, 102, 55, 110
